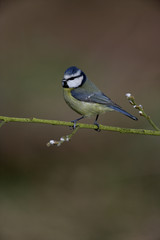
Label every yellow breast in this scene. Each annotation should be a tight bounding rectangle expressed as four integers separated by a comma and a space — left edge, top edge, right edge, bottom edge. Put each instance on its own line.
63, 88, 113, 117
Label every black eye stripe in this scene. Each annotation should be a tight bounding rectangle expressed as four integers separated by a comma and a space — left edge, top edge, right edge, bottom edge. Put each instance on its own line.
67, 74, 82, 81
62, 72, 86, 88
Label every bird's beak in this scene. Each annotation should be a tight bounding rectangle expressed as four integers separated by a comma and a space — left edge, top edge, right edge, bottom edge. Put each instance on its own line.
62, 79, 67, 88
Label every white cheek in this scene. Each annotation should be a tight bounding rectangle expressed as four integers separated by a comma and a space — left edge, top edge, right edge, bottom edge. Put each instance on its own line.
67, 76, 83, 88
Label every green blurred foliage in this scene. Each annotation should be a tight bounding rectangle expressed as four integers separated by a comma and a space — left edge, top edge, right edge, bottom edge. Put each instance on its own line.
0, 0, 160, 239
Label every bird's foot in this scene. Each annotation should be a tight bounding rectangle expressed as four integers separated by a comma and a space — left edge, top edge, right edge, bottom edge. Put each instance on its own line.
70, 116, 84, 130
70, 120, 77, 129
94, 121, 101, 132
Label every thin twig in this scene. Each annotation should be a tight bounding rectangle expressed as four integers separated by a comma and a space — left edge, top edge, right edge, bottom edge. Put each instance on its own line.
0, 121, 6, 128
46, 126, 80, 147
126, 93, 160, 131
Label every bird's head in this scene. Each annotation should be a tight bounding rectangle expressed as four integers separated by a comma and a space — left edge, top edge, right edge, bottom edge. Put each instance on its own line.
62, 66, 86, 88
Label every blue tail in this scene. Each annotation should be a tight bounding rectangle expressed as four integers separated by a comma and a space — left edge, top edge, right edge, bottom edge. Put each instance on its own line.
110, 105, 138, 120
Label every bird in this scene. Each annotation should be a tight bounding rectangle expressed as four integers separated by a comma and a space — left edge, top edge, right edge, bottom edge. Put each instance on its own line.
62, 66, 138, 130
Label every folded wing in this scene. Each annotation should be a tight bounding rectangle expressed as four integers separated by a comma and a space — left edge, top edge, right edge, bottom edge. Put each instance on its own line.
71, 88, 138, 120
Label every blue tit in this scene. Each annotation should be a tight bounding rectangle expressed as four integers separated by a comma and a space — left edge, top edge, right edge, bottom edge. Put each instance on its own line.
62, 66, 138, 130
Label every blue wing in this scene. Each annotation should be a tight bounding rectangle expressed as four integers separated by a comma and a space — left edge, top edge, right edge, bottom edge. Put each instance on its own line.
71, 87, 118, 106
71, 88, 138, 120
71, 88, 112, 104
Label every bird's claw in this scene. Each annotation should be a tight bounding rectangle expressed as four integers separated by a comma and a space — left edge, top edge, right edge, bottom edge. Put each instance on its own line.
70, 120, 77, 130
94, 122, 101, 132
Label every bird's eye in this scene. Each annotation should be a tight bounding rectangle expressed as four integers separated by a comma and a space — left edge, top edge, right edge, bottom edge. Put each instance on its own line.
68, 76, 75, 80
68, 75, 81, 81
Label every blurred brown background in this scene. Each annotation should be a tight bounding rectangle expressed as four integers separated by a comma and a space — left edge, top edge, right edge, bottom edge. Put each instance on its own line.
0, 0, 160, 239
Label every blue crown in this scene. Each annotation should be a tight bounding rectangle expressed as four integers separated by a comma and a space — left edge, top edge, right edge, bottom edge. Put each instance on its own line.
64, 66, 80, 75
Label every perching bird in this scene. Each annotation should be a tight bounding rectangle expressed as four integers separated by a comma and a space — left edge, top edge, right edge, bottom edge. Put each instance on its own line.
62, 66, 138, 130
